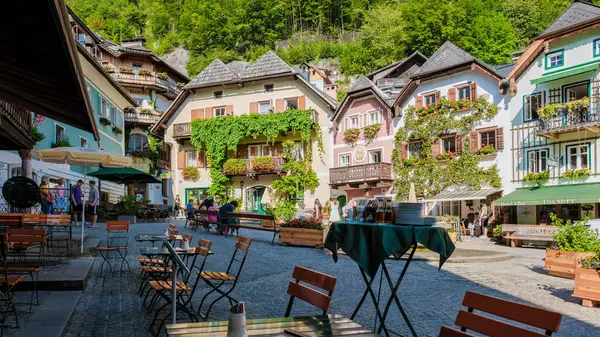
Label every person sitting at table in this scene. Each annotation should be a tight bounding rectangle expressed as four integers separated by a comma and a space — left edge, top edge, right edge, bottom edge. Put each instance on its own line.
218, 200, 239, 235
186, 199, 197, 227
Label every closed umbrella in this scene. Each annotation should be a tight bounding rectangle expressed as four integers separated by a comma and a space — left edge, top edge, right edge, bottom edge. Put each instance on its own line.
36, 147, 132, 253
88, 167, 160, 184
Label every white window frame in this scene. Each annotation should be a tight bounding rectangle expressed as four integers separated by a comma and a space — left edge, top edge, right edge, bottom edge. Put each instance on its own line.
80, 136, 88, 148
367, 109, 380, 126
347, 114, 361, 129
527, 148, 549, 173
595, 39, 600, 57
441, 135, 456, 153
100, 97, 107, 118
185, 151, 196, 167
290, 142, 305, 160
258, 101, 271, 114
110, 104, 117, 124
457, 85, 471, 101
368, 148, 383, 164
566, 143, 590, 170
524, 92, 544, 121
479, 130, 496, 148
284, 97, 298, 110
55, 124, 65, 144
441, 201, 460, 216
339, 153, 351, 167
547, 51, 563, 68
214, 106, 226, 118
248, 145, 261, 158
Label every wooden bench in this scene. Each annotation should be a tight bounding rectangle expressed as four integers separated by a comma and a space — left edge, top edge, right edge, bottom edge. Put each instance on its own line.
192, 209, 220, 232
439, 290, 563, 337
0, 213, 24, 227
502, 224, 557, 248
229, 212, 279, 245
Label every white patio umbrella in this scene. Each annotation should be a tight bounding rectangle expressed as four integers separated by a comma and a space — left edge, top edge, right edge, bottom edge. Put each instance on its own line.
36, 147, 132, 253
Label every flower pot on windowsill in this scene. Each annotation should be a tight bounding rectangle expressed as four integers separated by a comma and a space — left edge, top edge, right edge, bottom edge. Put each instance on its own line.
475, 153, 497, 160
544, 249, 595, 279
574, 266, 600, 307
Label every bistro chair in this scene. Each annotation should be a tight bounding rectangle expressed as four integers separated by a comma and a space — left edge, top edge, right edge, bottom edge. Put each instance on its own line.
0, 234, 23, 334
439, 291, 563, 337
284, 266, 337, 317
137, 226, 176, 268
96, 221, 131, 275
197, 236, 252, 320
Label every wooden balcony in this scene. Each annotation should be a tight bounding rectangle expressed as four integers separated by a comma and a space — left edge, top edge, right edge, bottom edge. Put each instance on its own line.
225, 157, 285, 177
124, 108, 161, 125
0, 100, 34, 150
110, 72, 181, 98
173, 123, 191, 139
330, 162, 393, 187
536, 109, 600, 138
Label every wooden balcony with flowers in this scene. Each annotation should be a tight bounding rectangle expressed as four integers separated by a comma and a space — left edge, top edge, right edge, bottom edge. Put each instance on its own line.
536, 98, 600, 138
0, 99, 34, 150
109, 68, 183, 98
330, 162, 393, 187
124, 107, 162, 125
223, 156, 285, 177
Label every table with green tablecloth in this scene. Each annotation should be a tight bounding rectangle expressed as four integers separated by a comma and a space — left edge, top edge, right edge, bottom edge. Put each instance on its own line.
325, 222, 455, 337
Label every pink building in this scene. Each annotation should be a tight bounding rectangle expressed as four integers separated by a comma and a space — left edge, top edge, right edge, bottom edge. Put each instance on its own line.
330, 53, 426, 203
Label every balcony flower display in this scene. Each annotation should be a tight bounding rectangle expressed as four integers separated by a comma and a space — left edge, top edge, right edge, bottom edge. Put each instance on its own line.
182, 166, 199, 181
112, 126, 123, 135
138, 69, 152, 76
344, 128, 360, 144
51, 137, 71, 148
538, 97, 590, 120
31, 127, 45, 144
363, 123, 381, 140
119, 66, 133, 73
561, 166, 592, 181
223, 158, 247, 175
251, 156, 276, 172
436, 151, 455, 161
402, 157, 420, 166
524, 170, 549, 187
157, 72, 168, 80
475, 144, 496, 156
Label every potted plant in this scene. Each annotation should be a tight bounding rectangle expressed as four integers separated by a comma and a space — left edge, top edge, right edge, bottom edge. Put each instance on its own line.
99, 117, 112, 127
31, 127, 45, 144
574, 254, 600, 307
544, 213, 598, 279
402, 157, 420, 166
561, 166, 591, 181
182, 166, 199, 181
475, 144, 496, 156
157, 72, 168, 80
116, 195, 140, 224
363, 123, 381, 140
119, 66, 133, 73
436, 151, 455, 161
322, 200, 331, 221
51, 136, 71, 148
223, 158, 247, 175
138, 69, 152, 76
492, 223, 503, 243
344, 128, 360, 144
112, 126, 123, 135
251, 156, 275, 172
524, 170, 550, 187
279, 217, 326, 248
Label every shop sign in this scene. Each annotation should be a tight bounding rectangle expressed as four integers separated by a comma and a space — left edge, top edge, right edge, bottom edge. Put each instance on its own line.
132, 157, 150, 174
160, 172, 171, 179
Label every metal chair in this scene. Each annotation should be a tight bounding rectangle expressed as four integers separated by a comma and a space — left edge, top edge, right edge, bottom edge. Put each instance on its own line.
197, 236, 252, 320
284, 266, 337, 317
96, 221, 131, 275
0, 234, 23, 334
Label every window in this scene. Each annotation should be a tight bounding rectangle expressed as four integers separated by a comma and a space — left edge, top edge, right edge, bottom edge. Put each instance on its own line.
347, 115, 360, 129
424, 93, 436, 106
80, 137, 88, 148
214, 106, 226, 118
367, 110, 380, 125
110, 105, 117, 124
259, 101, 271, 114
339, 154, 350, 167
567, 144, 590, 169
408, 142, 422, 158
457, 86, 471, 100
595, 38, 600, 57
284, 98, 298, 110
546, 50, 564, 69
135, 99, 143, 106
528, 149, 549, 173
564, 82, 589, 102
214, 91, 223, 99
441, 201, 460, 216
100, 97, 107, 118
442, 136, 456, 153
264, 84, 274, 92
247, 144, 271, 158
55, 125, 65, 144
77, 33, 85, 46
129, 134, 148, 152
290, 142, 305, 160
185, 151, 196, 167
369, 149, 382, 163
132, 64, 142, 71
480, 130, 496, 149
101, 61, 109, 67
524, 92, 544, 121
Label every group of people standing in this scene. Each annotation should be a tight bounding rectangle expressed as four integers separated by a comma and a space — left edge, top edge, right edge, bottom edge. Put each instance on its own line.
39, 177, 100, 227
464, 202, 490, 238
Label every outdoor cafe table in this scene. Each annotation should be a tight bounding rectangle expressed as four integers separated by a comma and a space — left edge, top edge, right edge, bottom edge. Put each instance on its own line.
135, 234, 183, 246
165, 314, 378, 337
139, 247, 201, 257
324, 222, 455, 337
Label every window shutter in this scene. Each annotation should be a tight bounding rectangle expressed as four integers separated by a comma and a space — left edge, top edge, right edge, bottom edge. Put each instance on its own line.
448, 88, 456, 103
191, 108, 204, 120
236, 145, 247, 158
416, 96, 423, 109
275, 99, 284, 113
178, 151, 185, 169
197, 150, 205, 168
470, 82, 477, 100
402, 143, 409, 159
435, 90, 441, 103
205, 107, 213, 119
249, 102, 258, 114
298, 96, 306, 110
455, 134, 462, 155
470, 131, 479, 152
225, 104, 234, 116
495, 127, 504, 151
432, 139, 441, 157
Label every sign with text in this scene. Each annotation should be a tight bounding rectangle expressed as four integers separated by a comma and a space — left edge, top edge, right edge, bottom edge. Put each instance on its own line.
132, 157, 150, 174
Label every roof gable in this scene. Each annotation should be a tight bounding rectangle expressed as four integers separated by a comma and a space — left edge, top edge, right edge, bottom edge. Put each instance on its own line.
367, 51, 428, 80
349, 75, 375, 92
241, 51, 293, 79
413, 41, 475, 77
185, 59, 238, 88
539, 1, 600, 37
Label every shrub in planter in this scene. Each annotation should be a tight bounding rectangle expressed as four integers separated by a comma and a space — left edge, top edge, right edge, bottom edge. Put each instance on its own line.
51, 137, 71, 148
280, 217, 325, 248
223, 158, 247, 175
344, 128, 360, 144
322, 200, 331, 220
574, 254, 600, 307
182, 166, 200, 181
524, 170, 549, 187
544, 213, 599, 279
402, 157, 420, 166
251, 156, 275, 172
561, 167, 591, 181
99, 117, 112, 127
363, 123, 381, 139
112, 126, 123, 135
31, 127, 45, 143
436, 151, 455, 161
492, 224, 503, 239
119, 66, 133, 73
447, 228, 457, 243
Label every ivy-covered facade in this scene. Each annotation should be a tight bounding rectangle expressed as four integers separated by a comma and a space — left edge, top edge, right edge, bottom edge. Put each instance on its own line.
153, 52, 337, 213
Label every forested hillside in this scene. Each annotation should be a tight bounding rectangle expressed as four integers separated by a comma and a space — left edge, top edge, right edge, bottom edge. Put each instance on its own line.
67, 0, 587, 77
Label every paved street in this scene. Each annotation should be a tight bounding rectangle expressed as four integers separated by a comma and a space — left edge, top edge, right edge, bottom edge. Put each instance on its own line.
62, 220, 600, 337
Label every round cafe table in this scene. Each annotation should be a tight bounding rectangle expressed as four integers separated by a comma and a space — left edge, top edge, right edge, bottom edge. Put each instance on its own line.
324, 221, 455, 337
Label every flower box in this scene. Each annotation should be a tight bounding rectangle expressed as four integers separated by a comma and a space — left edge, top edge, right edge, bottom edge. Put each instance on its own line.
279, 227, 326, 248
573, 267, 600, 307
544, 249, 595, 279
475, 153, 497, 160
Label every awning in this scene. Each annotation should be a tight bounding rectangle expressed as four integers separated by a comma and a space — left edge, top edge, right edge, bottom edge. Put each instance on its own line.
496, 184, 600, 206
424, 188, 502, 202
531, 62, 600, 85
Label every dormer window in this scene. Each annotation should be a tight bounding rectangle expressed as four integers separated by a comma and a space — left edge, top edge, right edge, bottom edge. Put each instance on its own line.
545, 50, 564, 69
214, 91, 223, 99
264, 84, 274, 92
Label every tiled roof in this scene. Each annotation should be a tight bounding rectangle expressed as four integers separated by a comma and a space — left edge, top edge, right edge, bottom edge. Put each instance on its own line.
539, 1, 600, 37
413, 41, 500, 78
185, 59, 238, 89
240, 51, 293, 79
349, 75, 375, 92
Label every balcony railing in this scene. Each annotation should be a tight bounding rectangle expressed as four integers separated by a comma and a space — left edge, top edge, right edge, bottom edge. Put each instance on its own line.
124, 109, 161, 125
330, 162, 393, 186
376, 78, 407, 88
225, 157, 284, 176
173, 123, 191, 138
0, 100, 34, 149
110, 72, 181, 96
536, 109, 600, 137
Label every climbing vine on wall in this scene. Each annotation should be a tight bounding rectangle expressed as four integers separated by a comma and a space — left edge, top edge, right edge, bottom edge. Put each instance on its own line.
391, 96, 502, 200
190, 109, 323, 201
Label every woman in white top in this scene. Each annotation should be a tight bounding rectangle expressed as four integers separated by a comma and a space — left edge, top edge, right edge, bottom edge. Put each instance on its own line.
329, 199, 341, 222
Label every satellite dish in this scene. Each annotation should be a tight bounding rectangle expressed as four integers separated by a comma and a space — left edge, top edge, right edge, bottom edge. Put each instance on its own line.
2, 176, 40, 209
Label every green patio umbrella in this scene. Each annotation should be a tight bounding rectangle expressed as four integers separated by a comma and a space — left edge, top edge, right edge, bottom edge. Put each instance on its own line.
88, 167, 161, 184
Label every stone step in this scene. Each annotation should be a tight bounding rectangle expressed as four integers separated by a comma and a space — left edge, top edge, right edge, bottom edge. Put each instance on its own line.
13, 290, 82, 337
17, 257, 94, 291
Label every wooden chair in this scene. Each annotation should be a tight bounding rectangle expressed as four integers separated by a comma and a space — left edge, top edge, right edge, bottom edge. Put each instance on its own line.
285, 266, 337, 317
96, 221, 131, 275
439, 291, 563, 337
0, 233, 22, 333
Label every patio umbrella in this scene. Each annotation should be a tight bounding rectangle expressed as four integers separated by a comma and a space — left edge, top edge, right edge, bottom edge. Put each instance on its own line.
88, 167, 160, 184
36, 147, 132, 253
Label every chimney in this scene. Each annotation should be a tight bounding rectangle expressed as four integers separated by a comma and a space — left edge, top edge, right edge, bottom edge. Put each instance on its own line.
324, 84, 338, 100
121, 37, 146, 48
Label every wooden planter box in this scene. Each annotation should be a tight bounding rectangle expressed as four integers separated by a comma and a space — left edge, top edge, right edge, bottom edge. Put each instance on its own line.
279, 227, 325, 248
544, 249, 595, 279
574, 267, 600, 307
